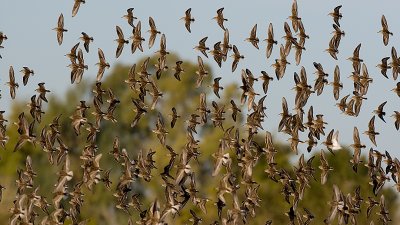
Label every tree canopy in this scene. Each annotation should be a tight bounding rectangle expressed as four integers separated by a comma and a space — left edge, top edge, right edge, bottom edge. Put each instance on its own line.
0, 55, 398, 225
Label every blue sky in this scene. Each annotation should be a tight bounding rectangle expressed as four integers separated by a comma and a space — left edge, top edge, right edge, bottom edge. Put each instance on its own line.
0, 0, 399, 158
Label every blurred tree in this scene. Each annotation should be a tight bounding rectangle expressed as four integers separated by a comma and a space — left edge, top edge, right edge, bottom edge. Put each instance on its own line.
0, 54, 398, 225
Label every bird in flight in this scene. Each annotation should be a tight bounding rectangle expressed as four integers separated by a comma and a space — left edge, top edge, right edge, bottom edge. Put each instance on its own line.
53, 13, 67, 45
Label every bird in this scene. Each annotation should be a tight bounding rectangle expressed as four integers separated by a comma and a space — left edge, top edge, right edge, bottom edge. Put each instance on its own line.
221, 29, 232, 61
189, 209, 202, 225
330, 65, 342, 100
313, 62, 328, 96
306, 131, 317, 153
271, 59, 281, 81
0, 126, 8, 150
130, 21, 145, 53
131, 98, 147, 128
213, 8, 228, 30
331, 24, 345, 47
288, 0, 301, 32
245, 24, 259, 49
390, 47, 400, 80
156, 33, 169, 59
175, 149, 192, 185
36, 83, 50, 103
360, 63, 373, 94
364, 116, 379, 146
58, 155, 73, 182
124, 63, 138, 90
259, 71, 273, 94
70, 48, 88, 84
70, 110, 87, 136
195, 56, 208, 88
155, 56, 168, 80
194, 37, 209, 58
172, 61, 184, 81
364, 148, 378, 176
108, 136, 121, 162
181, 8, 195, 33
72, 0, 85, 17
65, 42, 80, 63
231, 45, 244, 72
351, 91, 367, 117
148, 79, 163, 110
347, 43, 363, 72
53, 13, 67, 45
101, 169, 112, 190
329, 5, 343, 27
128, 194, 143, 213
148, 17, 161, 49
275, 45, 290, 80
335, 94, 349, 113
13, 112, 36, 152
0, 32, 7, 45
264, 23, 277, 58
344, 98, 356, 116
377, 57, 391, 79
0, 184, 4, 203
212, 141, 231, 176
319, 150, 333, 185
152, 112, 168, 146
122, 8, 137, 27
229, 100, 241, 122
287, 129, 304, 155
95, 48, 110, 82
79, 32, 93, 53
377, 195, 391, 224
297, 20, 310, 42
285, 206, 296, 224
350, 126, 366, 172
197, 92, 210, 124
378, 15, 393, 46
115, 26, 129, 58
366, 197, 379, 218
391, 82, 400, 97
373, 101, 387, 123
391, 111, 400, 130
160, 186, 181, 221
6, 66, 19, 99
209, 41, 223, 68
292, 39, 306, 65
20, 67, 34, 86
325, 36, 339, 60
322, 129, 342, 155
282, 22, 296, 55
186, 113, 200, 134
211, 77, 223, 98
137, 57, 151, 78
169, 107, 180, 128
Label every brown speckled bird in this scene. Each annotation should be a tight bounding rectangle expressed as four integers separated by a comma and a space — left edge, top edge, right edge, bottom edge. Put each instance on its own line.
181, 8, 195, 33
52, 13, 67, 45
378, 15, 393, 46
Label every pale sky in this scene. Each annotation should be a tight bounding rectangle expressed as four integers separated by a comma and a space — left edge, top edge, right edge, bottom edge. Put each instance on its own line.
0, 0, 399, 158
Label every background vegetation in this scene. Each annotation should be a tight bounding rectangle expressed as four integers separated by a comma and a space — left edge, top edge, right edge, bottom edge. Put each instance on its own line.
0, 55, 398, 224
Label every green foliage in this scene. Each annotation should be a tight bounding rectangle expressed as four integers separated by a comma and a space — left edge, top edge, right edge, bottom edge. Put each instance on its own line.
0, 55, 398, 224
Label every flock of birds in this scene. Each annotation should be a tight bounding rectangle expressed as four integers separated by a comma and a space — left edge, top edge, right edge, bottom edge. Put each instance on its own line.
1, 1, 400, 225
